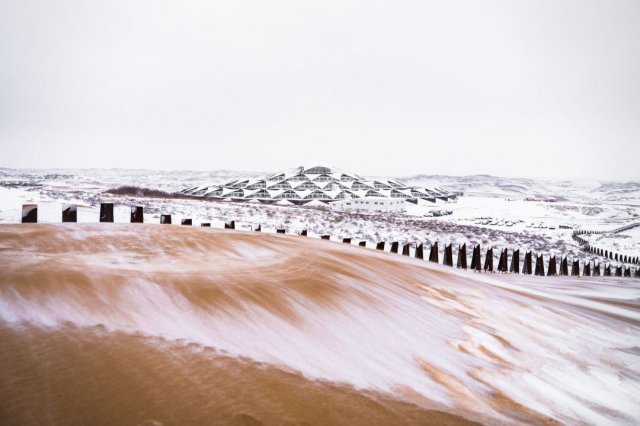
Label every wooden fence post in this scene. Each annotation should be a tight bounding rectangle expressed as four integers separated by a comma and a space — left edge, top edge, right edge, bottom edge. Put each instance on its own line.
100, 203, 114, 222
457, 243, 467, 269
21, 204, 38, 223
130, 206, 143, 223
62, 204, 77, 223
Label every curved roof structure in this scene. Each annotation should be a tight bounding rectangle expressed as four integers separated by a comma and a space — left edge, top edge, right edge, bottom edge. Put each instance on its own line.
181, 165, 455, 205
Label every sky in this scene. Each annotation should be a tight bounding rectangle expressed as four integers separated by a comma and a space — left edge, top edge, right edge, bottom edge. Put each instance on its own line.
0, 0, 639, 180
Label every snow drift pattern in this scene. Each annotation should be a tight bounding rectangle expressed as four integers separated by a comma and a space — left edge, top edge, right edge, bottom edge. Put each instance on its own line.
1, 224, 639, 425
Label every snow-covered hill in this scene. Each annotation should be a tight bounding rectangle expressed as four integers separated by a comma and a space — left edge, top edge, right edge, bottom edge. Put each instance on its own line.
397, 174, 640, 204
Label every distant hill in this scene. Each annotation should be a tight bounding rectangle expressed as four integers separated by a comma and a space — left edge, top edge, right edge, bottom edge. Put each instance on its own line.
393, 174, 640, 204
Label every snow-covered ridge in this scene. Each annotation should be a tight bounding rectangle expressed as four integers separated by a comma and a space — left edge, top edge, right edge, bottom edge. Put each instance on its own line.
0, 167, 263, 193
1, 167, 637, 202
398, 174, 640, 203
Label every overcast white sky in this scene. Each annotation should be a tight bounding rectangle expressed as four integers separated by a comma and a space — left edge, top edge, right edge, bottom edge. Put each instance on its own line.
1, 0, 638, 180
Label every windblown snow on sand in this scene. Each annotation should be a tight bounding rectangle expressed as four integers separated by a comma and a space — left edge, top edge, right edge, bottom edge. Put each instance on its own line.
1, 224, 639, 425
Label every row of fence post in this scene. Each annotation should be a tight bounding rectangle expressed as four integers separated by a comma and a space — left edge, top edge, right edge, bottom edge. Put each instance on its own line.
280, 230, 640, 278
572, 224, 640, 265
22, 203, 186, 226
16, 203, 640, 278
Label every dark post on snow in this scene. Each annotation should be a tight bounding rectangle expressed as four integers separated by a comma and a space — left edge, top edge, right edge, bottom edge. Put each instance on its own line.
415, 243, 424, 259
62, 204, 77, 223
21, 204, 38, 223
429, 242, 439, 263
100, 203, 114, 223
443, 244, 453, 267
130, 206, 144, 223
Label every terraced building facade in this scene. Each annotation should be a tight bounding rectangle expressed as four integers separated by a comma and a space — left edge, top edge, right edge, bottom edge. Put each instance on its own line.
181, 165, 455, 208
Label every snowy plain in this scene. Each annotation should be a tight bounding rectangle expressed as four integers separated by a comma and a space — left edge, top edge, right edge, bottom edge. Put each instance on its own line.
0, 167, 638, 266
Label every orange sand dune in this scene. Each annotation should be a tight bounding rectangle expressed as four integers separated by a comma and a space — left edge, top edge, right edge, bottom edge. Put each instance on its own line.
1, 224, 639, 425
